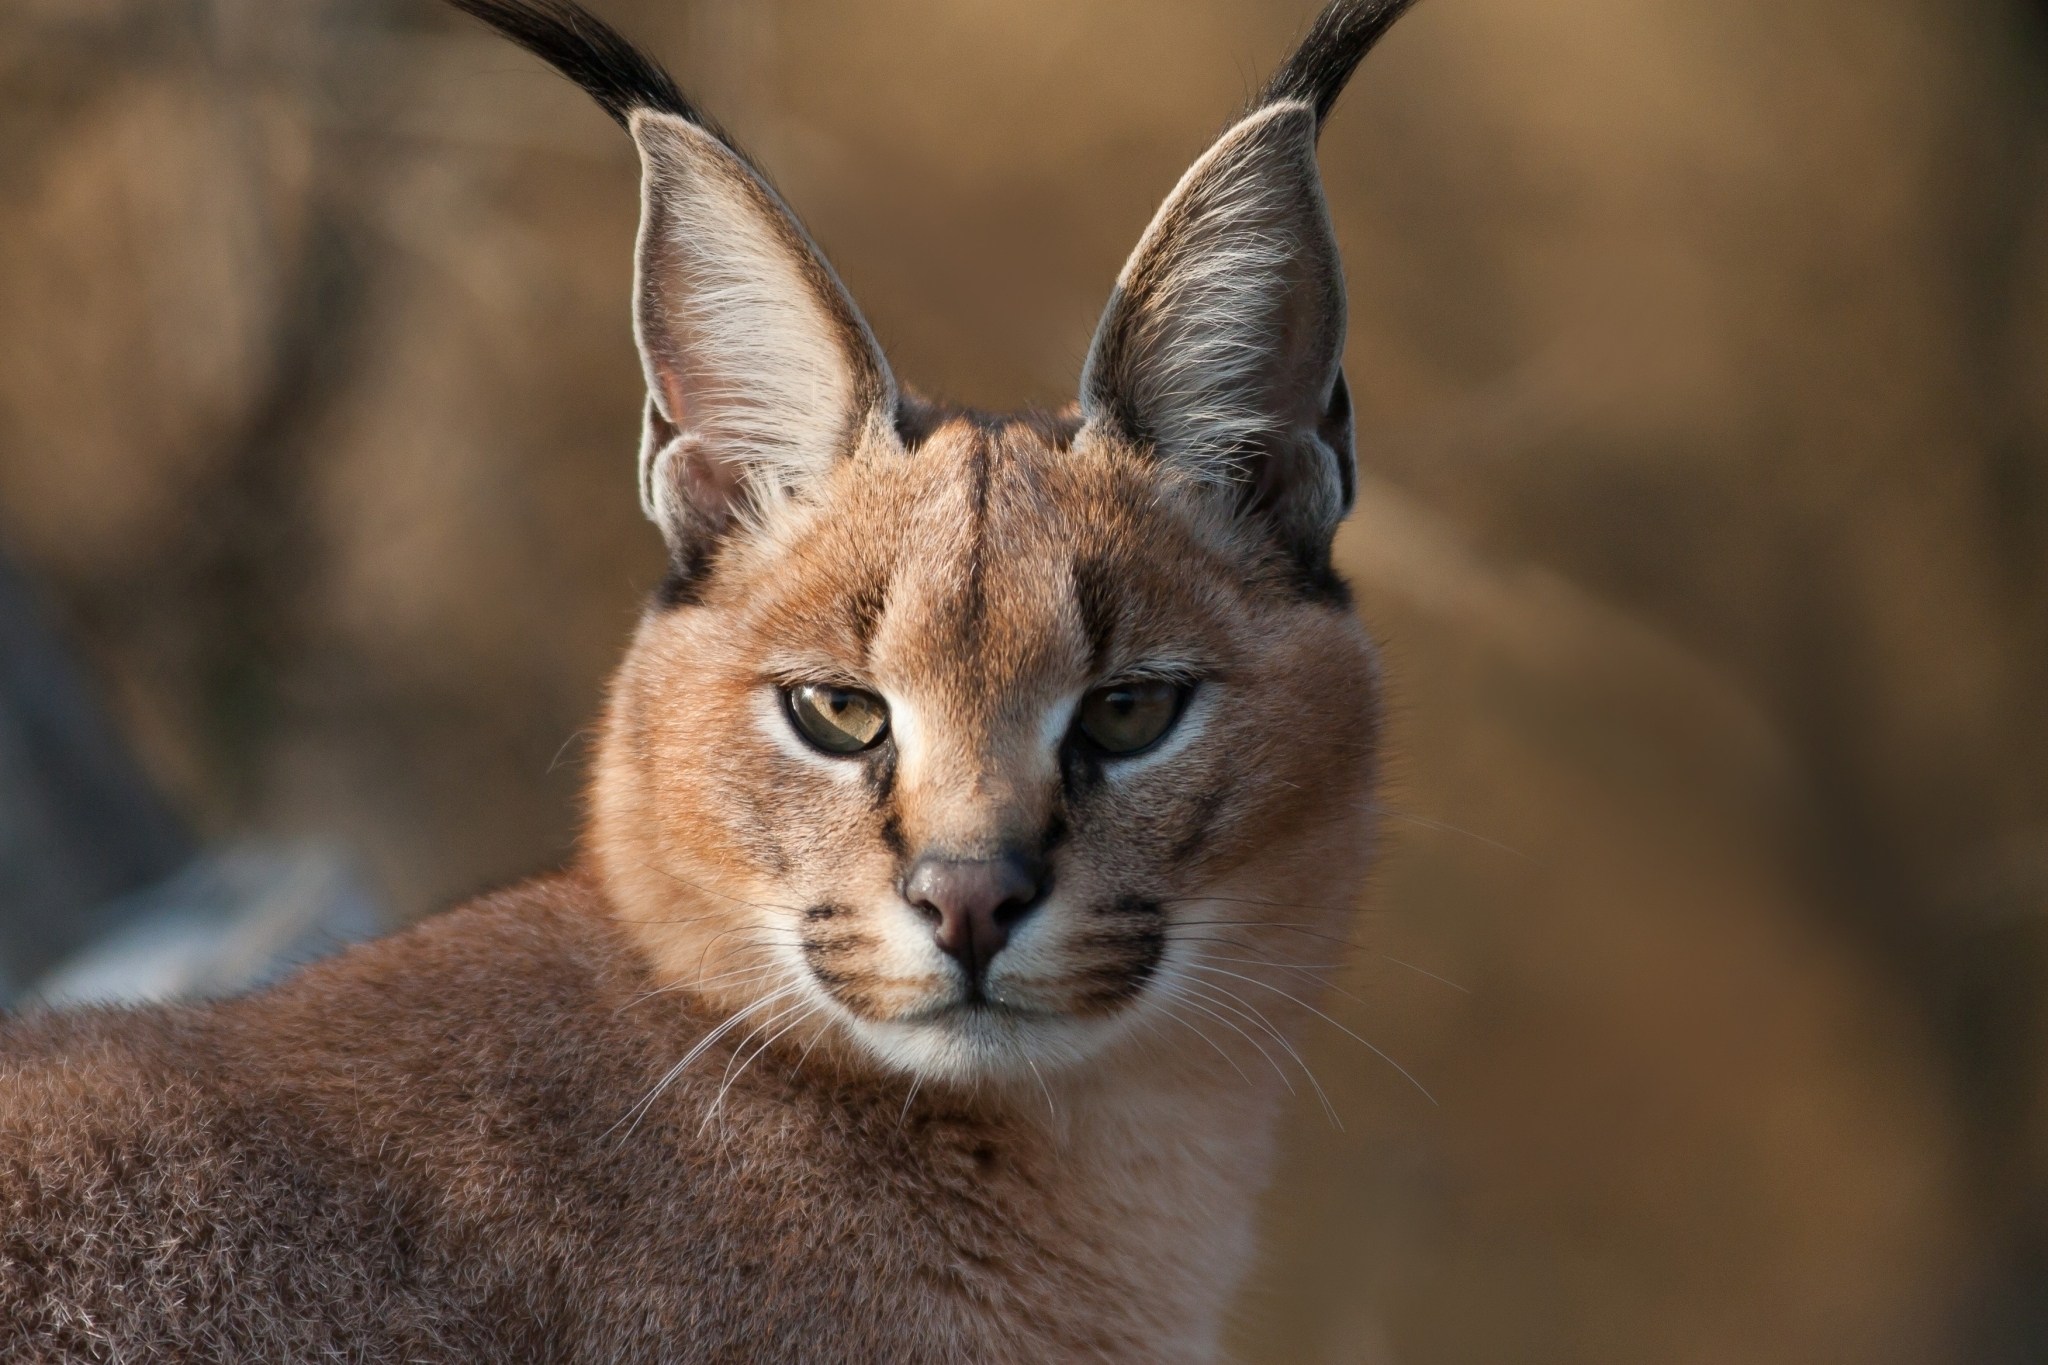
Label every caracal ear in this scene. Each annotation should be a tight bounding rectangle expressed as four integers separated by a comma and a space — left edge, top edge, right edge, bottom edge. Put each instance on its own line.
1079, 0, 1418, 594
1080, 102, 1351, 582
629, 110, 898, 574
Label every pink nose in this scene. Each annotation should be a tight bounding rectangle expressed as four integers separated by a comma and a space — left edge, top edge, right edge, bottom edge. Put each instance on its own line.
903, 852, 1047, 978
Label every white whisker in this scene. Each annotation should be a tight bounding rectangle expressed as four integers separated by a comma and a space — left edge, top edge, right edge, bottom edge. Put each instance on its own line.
1173, 977, 1340, 1128
607, 983, 807, 1144
1182, 963, 1437, 1105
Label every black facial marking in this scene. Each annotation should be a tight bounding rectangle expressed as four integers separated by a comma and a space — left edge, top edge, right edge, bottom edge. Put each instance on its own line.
1076, 899, 1165, 1007
803, 903, 842, 922
1059, 736, 1107, 799
653, 540, 717, 609
800, 923, 871, 995
805, 962, 853, 990
862, 742, 898, 805
1071, 555, 1118, 678
959, 435, 993, 653
1168, 780, 1233, 866
866, 746, 907, 862
1109, 895, 1164, 922
1287, 545, 1354, 609
849, 579, 889, 662
877, 809, 908, 861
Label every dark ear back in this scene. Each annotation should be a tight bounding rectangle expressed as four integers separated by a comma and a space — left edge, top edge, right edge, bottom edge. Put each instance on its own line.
1079, 0, 1419, 587
449, 0, 897, 583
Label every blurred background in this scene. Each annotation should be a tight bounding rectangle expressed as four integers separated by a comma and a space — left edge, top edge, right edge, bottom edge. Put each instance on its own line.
3, 0, 2047, 1359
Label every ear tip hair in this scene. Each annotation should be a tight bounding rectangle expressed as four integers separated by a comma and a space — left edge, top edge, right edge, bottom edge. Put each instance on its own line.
1261, 0, 1423, 127
444, 0, 706, 133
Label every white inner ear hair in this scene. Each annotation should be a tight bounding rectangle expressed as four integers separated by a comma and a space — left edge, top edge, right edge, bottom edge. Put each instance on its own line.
630, 111, 866, 530
1095, 100, 1333, 486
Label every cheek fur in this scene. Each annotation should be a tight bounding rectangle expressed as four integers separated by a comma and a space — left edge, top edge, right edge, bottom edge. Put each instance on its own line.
592, 446, 1380, 1082
798, 898, 955, 1021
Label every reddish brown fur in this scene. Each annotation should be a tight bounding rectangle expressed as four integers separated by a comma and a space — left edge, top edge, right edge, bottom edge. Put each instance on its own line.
595, 417, 1379, 1071
0, 879, 1251, 1359
0, 416, 1380, 1361
2, 0, 1404, 1355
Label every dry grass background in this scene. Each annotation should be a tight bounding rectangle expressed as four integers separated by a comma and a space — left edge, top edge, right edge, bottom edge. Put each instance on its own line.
4, 0, 2048, 1359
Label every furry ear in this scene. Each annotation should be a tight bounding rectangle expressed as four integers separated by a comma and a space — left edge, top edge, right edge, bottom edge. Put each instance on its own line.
1080, 0, 1417, 591
447, 0, 896, 586
629, 112, 896, 561
1080, 103, 1351, 569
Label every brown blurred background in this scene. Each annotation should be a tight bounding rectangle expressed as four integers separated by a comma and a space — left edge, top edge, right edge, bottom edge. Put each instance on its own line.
4, 0, 2048, 1359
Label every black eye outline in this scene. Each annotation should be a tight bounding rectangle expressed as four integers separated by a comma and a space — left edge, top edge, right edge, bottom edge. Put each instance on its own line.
783, 682, 891, 755
1072, 679, 1195, 758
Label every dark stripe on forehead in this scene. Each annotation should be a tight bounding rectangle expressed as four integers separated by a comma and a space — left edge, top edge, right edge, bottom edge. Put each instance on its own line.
958, 430, 994, 653
654, 539, 717, 609
1071, 555, 1118, 678
848, 577, 889, 665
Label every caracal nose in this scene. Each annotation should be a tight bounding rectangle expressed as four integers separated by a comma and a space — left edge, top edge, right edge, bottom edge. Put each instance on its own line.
903, 851, 1047, 977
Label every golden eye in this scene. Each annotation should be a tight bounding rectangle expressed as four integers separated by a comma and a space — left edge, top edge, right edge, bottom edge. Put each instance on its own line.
785, 683, 890, 754
1076, 680, 1187, 756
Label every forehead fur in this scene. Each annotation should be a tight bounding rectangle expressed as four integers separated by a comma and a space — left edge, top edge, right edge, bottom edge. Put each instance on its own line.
696, 414, 1289, 686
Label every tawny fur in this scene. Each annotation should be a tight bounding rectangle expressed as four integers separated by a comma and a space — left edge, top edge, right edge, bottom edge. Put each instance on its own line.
0, 0, 1412, 1358
0, 877, 1274, 1361
0, 419, 1379, 1364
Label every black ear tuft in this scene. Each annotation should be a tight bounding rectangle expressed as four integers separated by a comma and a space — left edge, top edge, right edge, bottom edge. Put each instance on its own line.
1260, 0, 1421, 131
445, 0, 720, 137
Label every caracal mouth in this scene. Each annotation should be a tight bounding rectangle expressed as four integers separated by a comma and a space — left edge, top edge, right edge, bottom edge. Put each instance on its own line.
905, 995, 1059, 1026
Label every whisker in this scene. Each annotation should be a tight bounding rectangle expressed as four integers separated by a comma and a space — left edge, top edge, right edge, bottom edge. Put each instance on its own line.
1182, 963, 1438, 1106
614, 952, 794, 1014
700, 1000, 818, 1137
898, 1073, 925, 1128
1166, 935, 1344, 972
1175, 943, 1448, 1018
1184, 947, 1356, 991
1169, 895, 1351, 917
1172, 917, 1469, 993
1172, 977, 1340, 1128
689, 925, 806, 981
1373, 954, 1470, 995
791, 1006, 837, 1079
1023, 1055, 1058, 1127
1139, 1003, 1253, 1088
636, 862, 813, 916
1169, 911, 1360, 945
607, 984, 806, 1143
1357, 803, 1528, 860
546, 725, 594, 776
1155, 981, 1298, 1101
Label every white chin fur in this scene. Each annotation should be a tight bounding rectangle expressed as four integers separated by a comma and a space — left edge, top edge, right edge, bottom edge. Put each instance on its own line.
838, 1005, 1131, 1085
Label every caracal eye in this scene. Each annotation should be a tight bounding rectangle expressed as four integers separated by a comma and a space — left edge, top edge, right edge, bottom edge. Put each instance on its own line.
1076, 680, 1187, 756
785, 683, 890, 754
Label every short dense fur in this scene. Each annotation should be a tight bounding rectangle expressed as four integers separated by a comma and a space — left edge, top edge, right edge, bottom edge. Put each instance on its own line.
2, 880, 1285, 1359
1, 2, 1416, 1359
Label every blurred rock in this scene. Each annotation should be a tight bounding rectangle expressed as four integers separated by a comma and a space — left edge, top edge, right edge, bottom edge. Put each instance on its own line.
0, 551, 190, 992
22, 842, 381, 1008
